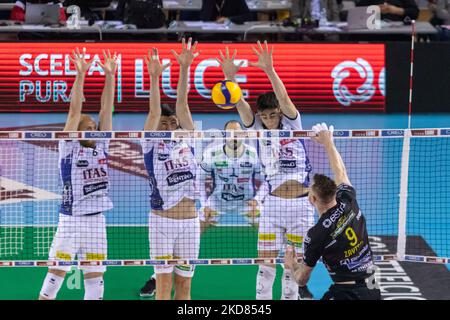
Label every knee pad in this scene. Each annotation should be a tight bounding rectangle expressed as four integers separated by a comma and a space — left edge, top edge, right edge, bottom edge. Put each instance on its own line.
84, 276, 104, 300
282, 269, 298, 300
39, 272, 65, 300
256, 265, 276, 300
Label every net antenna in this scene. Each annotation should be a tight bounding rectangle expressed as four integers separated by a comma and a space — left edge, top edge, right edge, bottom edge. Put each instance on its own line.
408, 20, 416, 130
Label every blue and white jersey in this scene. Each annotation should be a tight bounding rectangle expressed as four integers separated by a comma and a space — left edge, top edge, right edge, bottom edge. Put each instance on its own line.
141, 139, 198, 211
200, 143, 263, 213
58, 140, 113, 216
245, 110, 312, 192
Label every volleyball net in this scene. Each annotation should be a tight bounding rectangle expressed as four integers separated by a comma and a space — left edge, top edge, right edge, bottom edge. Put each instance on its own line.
0, 128, 449, 267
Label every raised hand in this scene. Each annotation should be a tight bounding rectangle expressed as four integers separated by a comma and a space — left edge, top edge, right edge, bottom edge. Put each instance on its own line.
311, 123, 335, 146
144, 48, 172, 78
250, 40, 274, 73
98, 49, 119, 76
69, 47, 94, 75
217, 47, 245, 80
171, 37, 200, 68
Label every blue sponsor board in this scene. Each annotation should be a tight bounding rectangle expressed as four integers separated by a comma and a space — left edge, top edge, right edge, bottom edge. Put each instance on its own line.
264, 131, 290, 138
440, 129, 450, 136
381, 130, 405, 137
404, 255, 424, 262
146, 260, 166, 266
58, 261, 78, 266
372, 255, 382, 261
25, 132, 52, 139
15, 261, 35, 266
275, 258, 284, 264
188, 259, 209, 265
102, 260, 122, 266
84, 132, 112, 139
232, 259, 253, 265
144, 131, 172, 139
203, 131, 229, 138
333, 130, 350, 137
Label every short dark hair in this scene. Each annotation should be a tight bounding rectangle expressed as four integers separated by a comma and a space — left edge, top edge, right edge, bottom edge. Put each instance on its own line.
256, 92, 279, 112
312, 174, 337, 203
224, 120, 242, 130
161, 104, 176, 117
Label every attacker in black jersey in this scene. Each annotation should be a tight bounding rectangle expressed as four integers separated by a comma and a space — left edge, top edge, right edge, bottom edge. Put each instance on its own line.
284, 123, 381, 300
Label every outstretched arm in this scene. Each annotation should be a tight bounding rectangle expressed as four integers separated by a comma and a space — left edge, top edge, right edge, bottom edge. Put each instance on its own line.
250, 40, 298, 119
217, 47, 254, 127
98, 50, 118, 131
143, 48, 172, 131
65, 47, 93, 132
312, 123, 351, 186
171, 38, 199, 131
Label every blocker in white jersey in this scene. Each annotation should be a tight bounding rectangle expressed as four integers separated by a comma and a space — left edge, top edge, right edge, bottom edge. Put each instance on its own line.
245, 110, 312, 192
49, 140, 113, 273
199, 142, 265, 225
141, 138, 199, 277
59, 140, 113, 216
141, 139, 198, 210
246, 110, 315, 253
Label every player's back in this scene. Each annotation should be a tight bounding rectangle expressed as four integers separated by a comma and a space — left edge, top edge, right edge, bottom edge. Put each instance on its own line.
307, 184, 374, 282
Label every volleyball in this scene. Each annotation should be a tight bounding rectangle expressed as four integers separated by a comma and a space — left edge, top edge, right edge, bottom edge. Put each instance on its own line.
211, 80, 242, 109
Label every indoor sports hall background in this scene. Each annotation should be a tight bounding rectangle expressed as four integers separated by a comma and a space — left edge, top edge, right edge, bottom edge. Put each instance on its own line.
0, 29, 448, 299
0, 112, 449, 300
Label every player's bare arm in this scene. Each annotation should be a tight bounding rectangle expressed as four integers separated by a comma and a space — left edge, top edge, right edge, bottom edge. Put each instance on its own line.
312, 123, 352, 186
217, 47, 254, 127
172, 38, 198, 131
98, 50, 118, 131
284, 246, 313, 287
143, 48, 172, 131
65, 47, 93, 131
251, 40, 298, 120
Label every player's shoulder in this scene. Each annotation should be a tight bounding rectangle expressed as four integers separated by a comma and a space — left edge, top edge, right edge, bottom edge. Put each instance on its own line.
336, 183, 357, 199
281, 110, 302, 129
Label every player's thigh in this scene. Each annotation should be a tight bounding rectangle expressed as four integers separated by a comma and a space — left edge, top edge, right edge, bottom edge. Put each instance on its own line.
172, 217, 200, 278
79, 214, 107, 273
149, 213, 178, 274
257, 215, 284, 254
287, 197, 315, 254
48, 216, 78, 273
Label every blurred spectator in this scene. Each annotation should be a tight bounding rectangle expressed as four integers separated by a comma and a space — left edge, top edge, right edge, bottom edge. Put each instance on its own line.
355, 0, 419, 21
115, 0, 165, 28
291, 0, 341, 21
200, 0, 252, 24
10, 0, 67, 23
429, 0, 450, 24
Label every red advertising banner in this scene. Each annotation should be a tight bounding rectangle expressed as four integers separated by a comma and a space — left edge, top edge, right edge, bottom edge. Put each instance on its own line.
0, 43, 385, 113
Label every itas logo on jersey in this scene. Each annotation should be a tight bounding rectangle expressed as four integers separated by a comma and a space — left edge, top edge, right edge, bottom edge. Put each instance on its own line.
164, 157, 190, 171
83, 168, 107, 180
